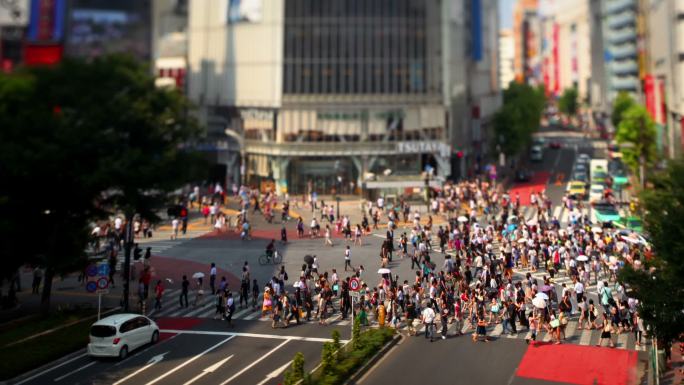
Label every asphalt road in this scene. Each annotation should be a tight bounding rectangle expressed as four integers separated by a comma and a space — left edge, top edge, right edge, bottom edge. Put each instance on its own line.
15, 318, 350, 385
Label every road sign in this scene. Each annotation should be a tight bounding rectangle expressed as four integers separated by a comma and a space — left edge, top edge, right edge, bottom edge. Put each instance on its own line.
97, 277, 109, 290
349, 291, 361, 298
97, 263, 110, 277
86, 264, 98, 277
349, 277, 360, 291
86, 281, 97, 293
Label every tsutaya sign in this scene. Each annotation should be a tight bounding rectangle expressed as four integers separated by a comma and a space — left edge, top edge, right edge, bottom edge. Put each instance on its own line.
396, 141, 450, 157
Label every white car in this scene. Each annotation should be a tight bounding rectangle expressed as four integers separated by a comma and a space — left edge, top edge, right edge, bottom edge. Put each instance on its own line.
577, 153, 591, 164
589, 184, 604, 203
530, 146, 543, 161
88, 314, 159, 359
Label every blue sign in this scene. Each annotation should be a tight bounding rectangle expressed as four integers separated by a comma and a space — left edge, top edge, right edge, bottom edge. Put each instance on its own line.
86, 264, 98, 277
97, 263, 110, 277
86, 281, 97, 293
471, 0, 483, 61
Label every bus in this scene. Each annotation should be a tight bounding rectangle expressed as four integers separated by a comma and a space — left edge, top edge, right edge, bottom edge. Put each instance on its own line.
590, 159, 608, 185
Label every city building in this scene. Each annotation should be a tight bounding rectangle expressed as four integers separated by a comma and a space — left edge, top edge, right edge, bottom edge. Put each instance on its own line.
513, 0, 540, 84
644, 0, 684, 159
603, 0, 640, 101
187, 0, 500, 196
499, 29, 515, 89
152, 0, 188, 89
538, 0, 592, 101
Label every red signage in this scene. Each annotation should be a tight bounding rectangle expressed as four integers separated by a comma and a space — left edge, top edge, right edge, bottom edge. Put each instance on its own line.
24, 44, 63, 66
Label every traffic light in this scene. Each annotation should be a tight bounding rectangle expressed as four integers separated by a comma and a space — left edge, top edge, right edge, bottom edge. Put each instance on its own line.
144, 247, 151, 259
133, 245, 142, 260
456, 151, 464, 159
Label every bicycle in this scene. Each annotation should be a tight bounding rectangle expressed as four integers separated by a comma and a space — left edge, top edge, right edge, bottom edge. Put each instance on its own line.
259, 250, 282, 265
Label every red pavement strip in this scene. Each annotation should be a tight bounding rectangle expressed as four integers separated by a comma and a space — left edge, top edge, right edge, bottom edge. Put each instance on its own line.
199, 228, 349, 241
155, 317, 204, 341
516, 343, 639, 385
509, 171, 552, 206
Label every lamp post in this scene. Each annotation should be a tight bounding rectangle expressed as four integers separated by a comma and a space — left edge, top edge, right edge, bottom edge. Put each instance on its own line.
424, 172, 430, 212
336, 176, 342, 219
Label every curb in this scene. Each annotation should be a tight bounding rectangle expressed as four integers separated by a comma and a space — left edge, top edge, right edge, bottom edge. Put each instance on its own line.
344, 332, 402, 385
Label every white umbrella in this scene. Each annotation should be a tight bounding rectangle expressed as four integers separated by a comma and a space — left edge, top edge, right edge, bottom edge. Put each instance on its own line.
457, 216, 468, 223
532, 297, 547, 309
517, 238, 527, 244
293, 281, 302, 288
576, 255, 589, 262
609, 256, 619, 264
192, 272, 205, 279
165, 278, 174, 284
592, 226, 603, 233
535, 292, 549, 300
377, 268, 391, 274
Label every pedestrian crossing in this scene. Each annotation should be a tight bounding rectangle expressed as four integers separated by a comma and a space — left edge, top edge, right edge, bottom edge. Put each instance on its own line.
389, 316, 646, 351
147, 288, 644, 351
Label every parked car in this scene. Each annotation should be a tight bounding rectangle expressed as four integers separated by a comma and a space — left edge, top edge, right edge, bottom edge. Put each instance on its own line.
88, 314, 159, 359
589, 184, 605, 203
548, 140, 561, 149
530, 146, 543, 162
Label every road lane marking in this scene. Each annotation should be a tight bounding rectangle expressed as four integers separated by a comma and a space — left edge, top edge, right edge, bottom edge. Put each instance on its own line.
255, 361, 292, 385
144, 336, 235, 385
113, 352, 169, 385
15, 352, 88, 385
552, 206, 562, 219
53, 361, 96, 382
182, 355, 234, 385
159, 329, 349, 343
219, 340, 290, 385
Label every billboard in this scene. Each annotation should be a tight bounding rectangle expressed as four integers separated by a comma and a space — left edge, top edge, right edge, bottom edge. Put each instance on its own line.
0, 0, 30, 26
66, 0, 150, 60
27, 0, 65, 42
226, 0, 261, 23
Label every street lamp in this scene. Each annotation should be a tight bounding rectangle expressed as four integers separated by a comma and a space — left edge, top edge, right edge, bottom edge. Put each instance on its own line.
336, 176, 342, 219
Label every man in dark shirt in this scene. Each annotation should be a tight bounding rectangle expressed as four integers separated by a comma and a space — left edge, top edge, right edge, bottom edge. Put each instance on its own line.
179, 275, 189, 308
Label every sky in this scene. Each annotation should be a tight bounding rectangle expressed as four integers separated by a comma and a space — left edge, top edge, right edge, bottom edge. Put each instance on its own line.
499, 0, 515, 29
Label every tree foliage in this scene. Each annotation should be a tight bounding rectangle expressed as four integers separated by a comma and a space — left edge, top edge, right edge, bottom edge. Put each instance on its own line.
612, 91, 636, 129
619, 159, 684, 344
558, 87, 579, 118
492, 82, 546, 156
0, 55, 205, 312
615, 104, 658, 180
284, 352, 306, 385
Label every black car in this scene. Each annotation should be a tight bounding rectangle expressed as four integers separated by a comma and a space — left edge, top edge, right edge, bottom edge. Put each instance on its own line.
515, 169, 531, 182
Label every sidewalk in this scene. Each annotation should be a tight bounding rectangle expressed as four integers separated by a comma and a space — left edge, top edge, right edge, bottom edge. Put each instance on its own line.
660, 341, 684, 385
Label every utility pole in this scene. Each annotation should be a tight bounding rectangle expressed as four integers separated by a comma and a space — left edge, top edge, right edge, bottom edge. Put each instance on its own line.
122, 218, 133, 311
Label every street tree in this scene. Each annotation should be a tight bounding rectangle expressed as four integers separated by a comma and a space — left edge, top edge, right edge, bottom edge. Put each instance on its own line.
615, 104, 657, 187
558, 87, 579, 119
611, 91, 636, 129
493, 82, 545, 157
0, 55, 205, 313
619, 159, 684, 347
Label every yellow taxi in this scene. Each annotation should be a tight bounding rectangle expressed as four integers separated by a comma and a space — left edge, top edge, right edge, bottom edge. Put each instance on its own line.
566, 180, 587, 200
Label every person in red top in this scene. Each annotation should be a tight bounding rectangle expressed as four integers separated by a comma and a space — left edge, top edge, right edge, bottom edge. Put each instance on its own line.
154, 280, 165, 310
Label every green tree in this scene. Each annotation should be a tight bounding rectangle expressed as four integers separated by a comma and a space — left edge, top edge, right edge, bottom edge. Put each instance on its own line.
0, 55, 205, 313
492, 82, 545, 157
331, 329, 341, 351
284, 352, 305, 385
320, 341, 336, 375
558, 87, 579, 118
612, 91, 636, 129
352, 315, 362, 350
615, 104, 657, 187
619, 159, 684, 346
